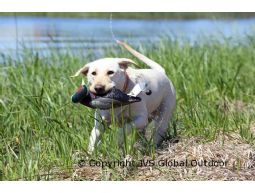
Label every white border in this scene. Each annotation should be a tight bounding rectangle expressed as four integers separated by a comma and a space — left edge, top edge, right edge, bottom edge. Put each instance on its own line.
0, 0, 254, 192
0, 0, 254, 12
0, 181, 252, 193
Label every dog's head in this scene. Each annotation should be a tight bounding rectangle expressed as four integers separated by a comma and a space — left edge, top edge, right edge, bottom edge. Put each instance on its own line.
72, 58, 136, 95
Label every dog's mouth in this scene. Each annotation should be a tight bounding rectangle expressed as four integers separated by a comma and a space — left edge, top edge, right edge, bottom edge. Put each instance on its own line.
90, 88, 112, 97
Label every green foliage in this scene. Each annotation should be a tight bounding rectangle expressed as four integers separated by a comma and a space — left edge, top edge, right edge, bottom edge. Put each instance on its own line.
1, 12, 255, 19
1, 37, 255, 180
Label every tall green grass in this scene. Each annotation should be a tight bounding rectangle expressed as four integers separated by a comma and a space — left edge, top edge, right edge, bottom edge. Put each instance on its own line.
1, 38, 255, 180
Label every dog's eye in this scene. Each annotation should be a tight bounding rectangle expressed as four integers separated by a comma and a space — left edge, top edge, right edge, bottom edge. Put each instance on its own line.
91, 71, 97, 76
107, 71, 114, 75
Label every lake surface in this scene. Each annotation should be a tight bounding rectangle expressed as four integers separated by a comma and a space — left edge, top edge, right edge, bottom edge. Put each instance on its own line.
0, 16, 255, 58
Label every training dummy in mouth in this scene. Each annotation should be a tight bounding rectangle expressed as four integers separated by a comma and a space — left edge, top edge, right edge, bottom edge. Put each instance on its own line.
71, 84, 150, 110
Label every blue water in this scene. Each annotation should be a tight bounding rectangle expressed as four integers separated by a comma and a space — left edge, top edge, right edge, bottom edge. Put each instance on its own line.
0, 16, 255, 57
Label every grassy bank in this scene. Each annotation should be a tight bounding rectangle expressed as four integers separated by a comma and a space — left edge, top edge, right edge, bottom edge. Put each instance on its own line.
1, 12, 255, 19
1, 37, 255, 180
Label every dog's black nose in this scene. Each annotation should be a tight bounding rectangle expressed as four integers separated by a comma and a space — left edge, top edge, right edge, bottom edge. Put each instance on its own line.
94, 85, 105, 94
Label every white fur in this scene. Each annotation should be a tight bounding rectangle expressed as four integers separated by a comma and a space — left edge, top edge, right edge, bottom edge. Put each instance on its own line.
73, 41, 176, 153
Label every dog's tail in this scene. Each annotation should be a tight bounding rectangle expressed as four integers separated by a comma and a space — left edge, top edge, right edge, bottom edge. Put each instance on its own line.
117, 40, 165, 74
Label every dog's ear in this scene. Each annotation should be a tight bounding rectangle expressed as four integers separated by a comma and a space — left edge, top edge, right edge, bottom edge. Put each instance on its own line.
117, 58, 137, 69
70, 64, 90, 77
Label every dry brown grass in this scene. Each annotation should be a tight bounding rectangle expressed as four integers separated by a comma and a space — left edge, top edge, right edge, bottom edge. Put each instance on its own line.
63, 131, 255, 181
130, 134, 255, 180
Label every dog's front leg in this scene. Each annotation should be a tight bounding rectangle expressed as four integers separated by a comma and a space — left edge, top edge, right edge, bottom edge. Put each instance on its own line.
88, 111, 106, 153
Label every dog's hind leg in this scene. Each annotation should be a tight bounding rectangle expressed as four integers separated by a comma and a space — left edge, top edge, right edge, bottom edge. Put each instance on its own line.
154, 94, 175, 147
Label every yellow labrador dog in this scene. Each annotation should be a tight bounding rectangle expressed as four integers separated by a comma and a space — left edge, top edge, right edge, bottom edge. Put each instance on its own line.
73, 41, 176, 152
